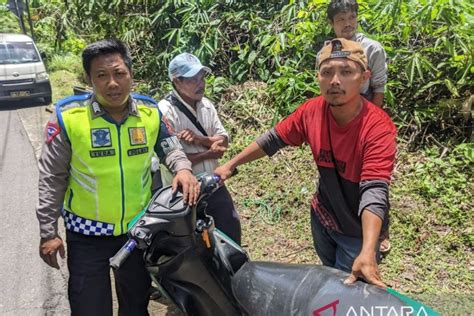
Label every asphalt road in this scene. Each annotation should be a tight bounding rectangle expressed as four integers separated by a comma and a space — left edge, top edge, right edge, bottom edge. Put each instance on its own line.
0, 101, 180, 315
0, 102, 69, 315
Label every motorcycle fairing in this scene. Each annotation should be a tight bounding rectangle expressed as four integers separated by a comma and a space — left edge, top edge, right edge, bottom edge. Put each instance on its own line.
231, 262, 434, 316
133, 184, 245, 315
128, 185, 196, 245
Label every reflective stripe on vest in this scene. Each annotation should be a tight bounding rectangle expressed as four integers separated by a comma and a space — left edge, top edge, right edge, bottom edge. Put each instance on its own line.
61, 100, 160, 236
62, 209, 115, 236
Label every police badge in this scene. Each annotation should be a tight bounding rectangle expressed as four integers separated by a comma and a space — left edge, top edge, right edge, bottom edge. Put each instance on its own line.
91, 128, 112, 148
129, 127, 147, 145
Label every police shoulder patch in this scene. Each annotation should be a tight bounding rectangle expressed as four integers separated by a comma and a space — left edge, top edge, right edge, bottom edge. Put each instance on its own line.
159, 135, 182, 155
45, 121, 61, 144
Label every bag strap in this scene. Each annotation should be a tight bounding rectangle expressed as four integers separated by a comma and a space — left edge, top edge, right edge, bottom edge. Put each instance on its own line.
166, 94, 208, 137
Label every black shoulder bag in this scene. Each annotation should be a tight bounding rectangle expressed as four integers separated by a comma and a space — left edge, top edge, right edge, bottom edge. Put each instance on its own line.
165, 94, 208, 136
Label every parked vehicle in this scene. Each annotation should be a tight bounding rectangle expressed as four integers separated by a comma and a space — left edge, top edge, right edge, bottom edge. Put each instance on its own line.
0, 33, 52, 105
111, 174, 439, 316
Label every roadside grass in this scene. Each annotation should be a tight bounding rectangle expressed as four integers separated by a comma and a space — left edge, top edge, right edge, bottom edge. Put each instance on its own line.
47, 54, 84, 75
47, 54, 84, 104
217, 82, 473, 315
49, 70, 83, 104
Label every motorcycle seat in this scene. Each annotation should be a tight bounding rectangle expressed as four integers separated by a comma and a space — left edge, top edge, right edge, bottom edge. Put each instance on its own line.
232, 262, 406, 316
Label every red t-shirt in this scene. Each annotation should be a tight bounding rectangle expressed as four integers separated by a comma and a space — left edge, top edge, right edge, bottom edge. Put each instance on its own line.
275, 96, 396, 236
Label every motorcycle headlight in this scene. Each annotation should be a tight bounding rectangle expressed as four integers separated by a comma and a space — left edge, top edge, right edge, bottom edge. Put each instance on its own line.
36, 72, 49, 81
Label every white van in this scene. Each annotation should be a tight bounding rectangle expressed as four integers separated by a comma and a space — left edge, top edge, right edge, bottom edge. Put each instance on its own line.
0, 33, 52, 104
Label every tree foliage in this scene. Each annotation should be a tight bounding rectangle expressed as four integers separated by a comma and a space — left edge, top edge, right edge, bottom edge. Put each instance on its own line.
0, 4, 21, 33
8, 0, 472, 146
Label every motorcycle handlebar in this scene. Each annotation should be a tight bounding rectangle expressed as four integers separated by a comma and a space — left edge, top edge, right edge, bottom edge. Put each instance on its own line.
110, 171, 237, 269
109, 239, 137, 270
198, 169, 238, 194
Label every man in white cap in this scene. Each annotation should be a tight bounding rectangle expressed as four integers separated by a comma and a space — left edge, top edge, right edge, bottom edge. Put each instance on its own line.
157, 52, 241, 244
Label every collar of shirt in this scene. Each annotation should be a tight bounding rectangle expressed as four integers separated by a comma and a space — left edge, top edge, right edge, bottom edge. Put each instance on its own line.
351, 33, 365, 42
89, 94, 140, 120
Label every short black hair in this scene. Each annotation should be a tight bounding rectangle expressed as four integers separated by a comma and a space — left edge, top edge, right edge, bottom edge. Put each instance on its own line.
327, 0, 359, 21
82, 39, 132, 77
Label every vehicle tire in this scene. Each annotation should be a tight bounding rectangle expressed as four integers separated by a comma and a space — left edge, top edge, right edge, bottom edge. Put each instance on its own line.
44, 96, 52, 105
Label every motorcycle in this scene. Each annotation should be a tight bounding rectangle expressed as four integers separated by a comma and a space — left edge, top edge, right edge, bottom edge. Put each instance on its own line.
110, 173, 439, 316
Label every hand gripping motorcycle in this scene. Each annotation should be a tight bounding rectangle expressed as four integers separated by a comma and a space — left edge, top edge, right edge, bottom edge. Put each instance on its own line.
110, 174, 439, 316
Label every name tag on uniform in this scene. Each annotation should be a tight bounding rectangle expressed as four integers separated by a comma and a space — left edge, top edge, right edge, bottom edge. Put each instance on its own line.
91, 128, 112, 148
128, 147, 149, 156
90, 149, 116, 158
129, 127, 147, 145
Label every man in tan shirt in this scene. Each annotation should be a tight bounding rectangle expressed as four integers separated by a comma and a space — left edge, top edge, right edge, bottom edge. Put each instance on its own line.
157, 53, 241, 244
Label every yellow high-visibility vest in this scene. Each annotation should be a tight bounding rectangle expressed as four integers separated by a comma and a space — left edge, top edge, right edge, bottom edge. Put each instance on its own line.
59, 95, 160, 236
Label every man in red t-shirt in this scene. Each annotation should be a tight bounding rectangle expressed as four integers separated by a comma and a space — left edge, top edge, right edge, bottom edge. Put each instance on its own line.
215, 38, 396, 287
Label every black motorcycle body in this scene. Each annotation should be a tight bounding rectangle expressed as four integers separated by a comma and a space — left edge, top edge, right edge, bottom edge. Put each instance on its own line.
111, 174, 438, 316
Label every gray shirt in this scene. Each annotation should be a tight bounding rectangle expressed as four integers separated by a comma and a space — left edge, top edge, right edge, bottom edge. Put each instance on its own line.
352, 33, 387, 97
37, 94, 192, 239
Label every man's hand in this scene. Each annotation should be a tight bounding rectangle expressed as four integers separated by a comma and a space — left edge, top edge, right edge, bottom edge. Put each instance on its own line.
344, 251, 385, 288
172, 169, 200, 205
177, 129, 201, 145
214, 162, 235, 181
214, 141, 267, 181
39, 237, 65, 269
207, 139, 227, 159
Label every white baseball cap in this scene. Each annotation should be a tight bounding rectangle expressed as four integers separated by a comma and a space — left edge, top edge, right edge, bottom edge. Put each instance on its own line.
168, 53, 211, 81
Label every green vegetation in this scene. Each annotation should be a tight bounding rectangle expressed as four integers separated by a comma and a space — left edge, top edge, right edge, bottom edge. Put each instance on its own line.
386, 143, 473, 313
49, 70, 82, 103
2, 0, 472, 313
0, 5, 20, 32
10, 0, 471, 146
4, 0, 470, 142
47, 54, 83, 74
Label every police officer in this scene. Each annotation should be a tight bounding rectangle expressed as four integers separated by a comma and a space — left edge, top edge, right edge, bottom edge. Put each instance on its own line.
36, 39, 199, 315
